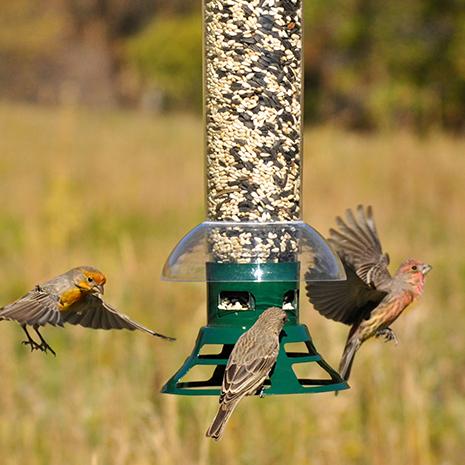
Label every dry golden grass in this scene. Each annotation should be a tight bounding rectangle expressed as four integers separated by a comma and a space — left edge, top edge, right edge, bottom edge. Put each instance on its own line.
0, 102, 464, 465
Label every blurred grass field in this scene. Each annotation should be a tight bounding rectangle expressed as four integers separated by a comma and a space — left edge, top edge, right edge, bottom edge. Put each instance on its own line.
0, 102, 464, 465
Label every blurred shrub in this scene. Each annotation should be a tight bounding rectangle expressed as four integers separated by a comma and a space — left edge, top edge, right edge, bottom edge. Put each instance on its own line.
0, 0, 464, 131
303, 0, 465, 131
123, 1, 464, 129
124, 14, 202, 111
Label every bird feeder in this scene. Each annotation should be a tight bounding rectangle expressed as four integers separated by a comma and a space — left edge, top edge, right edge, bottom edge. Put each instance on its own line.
161, 0, 349, 396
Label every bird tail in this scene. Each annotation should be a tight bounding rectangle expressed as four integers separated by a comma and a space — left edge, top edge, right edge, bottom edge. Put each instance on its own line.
339, 336, 361, 382
206, 400, 238, 441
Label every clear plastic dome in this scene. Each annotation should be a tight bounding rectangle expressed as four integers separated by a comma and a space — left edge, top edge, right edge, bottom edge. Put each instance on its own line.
162, 221, 345, 282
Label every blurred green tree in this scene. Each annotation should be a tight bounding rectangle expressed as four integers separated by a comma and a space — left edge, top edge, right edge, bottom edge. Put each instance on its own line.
125, 14, 202, 111
0, 0, 463, 130
302, 0, 465, 131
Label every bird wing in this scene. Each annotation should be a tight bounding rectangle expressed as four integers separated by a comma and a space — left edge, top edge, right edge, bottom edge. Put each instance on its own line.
0, 288, 63, 326
306, 261, 387, 325
62, 294, 175, 340
220, 357, 275, 404
328, 205, 392, 289
220, 341, 278, 404
306, 205, 392, 325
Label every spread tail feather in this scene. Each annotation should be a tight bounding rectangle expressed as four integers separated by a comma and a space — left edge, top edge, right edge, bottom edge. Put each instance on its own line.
206, 400, 239, 441
339, 336, 362, 382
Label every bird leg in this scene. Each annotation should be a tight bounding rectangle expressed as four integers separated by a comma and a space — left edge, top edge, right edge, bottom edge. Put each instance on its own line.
375, 327, 398, 345
21, 325, 43, 352
257, 385, 266, 398
33, 326, 56, 356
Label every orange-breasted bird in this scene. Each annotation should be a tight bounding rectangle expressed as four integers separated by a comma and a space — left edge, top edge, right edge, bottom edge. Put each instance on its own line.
306, 206, 432, 382
0, 266, 175, 356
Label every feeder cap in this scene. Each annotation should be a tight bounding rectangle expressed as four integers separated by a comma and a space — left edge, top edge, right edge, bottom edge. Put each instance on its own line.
162, 221, 345, 282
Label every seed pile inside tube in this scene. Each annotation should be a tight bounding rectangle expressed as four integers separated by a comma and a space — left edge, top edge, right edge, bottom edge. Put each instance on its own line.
205, 0, 302, 263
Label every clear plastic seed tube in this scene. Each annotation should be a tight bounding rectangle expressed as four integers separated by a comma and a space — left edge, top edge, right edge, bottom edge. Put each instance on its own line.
204, 0, 303, 263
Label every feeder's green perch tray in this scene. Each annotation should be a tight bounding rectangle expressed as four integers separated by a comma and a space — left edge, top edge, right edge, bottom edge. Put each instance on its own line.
161, 262, 349, 396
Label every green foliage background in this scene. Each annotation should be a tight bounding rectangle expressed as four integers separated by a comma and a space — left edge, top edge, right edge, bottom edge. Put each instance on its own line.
122, 0, 465, 130
0, 0, 464, 130
125, 15, 202, 110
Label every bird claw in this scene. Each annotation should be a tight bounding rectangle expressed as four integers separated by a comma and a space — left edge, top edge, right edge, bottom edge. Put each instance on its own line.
258, 386, 265, 398
21, 339, 56, 356
39, 341, 56, 357
21, 339, 43, 352
375, 328, 398, 345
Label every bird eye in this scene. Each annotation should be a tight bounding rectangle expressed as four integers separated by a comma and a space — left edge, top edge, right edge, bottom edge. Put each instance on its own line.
87, 276, 94, 283
411, 265, 418, 271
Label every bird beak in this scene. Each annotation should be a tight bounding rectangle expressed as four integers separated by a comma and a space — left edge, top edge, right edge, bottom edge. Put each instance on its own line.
93, 284, 105, 296
421, 264, 432, 275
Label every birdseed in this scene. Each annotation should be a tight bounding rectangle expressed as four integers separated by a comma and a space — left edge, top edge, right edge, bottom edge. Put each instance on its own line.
204, 0, 302, 263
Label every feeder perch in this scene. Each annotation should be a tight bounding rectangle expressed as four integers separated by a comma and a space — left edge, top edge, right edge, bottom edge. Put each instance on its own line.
161, 0, 349, 396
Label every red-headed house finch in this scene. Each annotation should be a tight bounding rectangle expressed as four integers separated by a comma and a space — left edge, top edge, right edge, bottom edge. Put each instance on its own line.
0, 266, 175, 355
306, 206, 431, 382
206, 307, 287, 441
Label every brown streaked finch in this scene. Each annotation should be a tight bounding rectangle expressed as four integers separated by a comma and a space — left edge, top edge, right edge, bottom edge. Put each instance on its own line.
306, 205, 431, 382
0, 265, 175, 356
206, 307, 287, 440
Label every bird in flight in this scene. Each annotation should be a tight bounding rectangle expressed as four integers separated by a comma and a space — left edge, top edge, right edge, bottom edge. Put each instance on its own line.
206, 307, 287, 440
306, 205, 431, 382
0, 266, 175, 356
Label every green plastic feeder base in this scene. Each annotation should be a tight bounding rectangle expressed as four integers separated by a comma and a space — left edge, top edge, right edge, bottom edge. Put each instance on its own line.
161, 262, 349, 396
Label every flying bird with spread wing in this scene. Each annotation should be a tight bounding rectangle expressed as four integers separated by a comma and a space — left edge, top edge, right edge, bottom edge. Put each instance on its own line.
306, 205, 431, 382
0, 266, 175, 355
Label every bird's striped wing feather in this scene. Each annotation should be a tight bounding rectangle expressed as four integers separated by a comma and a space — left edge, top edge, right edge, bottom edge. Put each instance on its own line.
62, 294, 175, 340
0, 289, 62, 326
306, 262, 387, 325
220, 354, 276, 404
306, 205, 392, 325
329, 205, 391, 289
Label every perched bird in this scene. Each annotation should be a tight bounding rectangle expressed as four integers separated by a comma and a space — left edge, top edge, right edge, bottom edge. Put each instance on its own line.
206, 307, 287, 441
0, 266, 175, 356
306, 205, 431, 382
